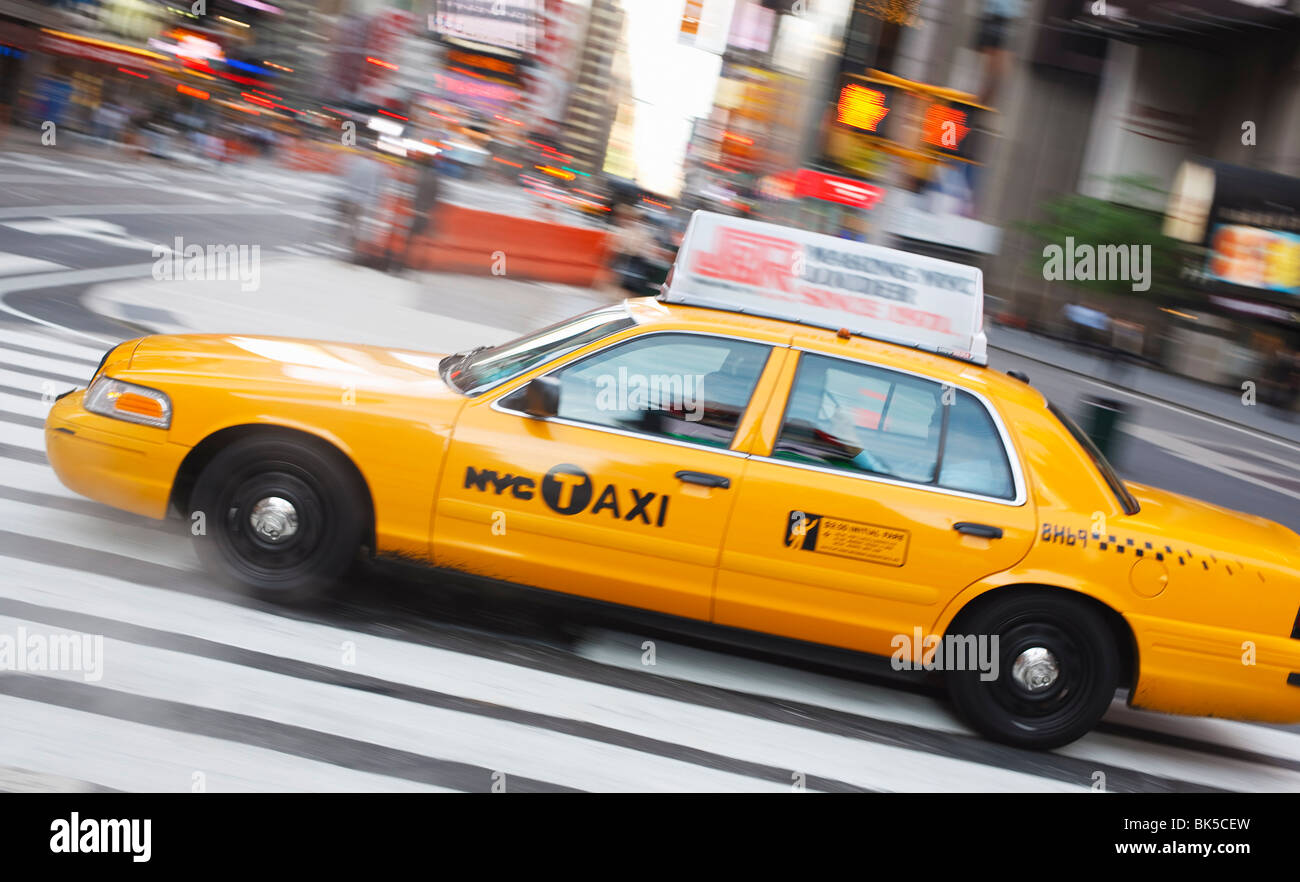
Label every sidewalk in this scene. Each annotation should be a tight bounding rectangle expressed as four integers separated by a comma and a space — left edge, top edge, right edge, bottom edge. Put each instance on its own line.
988, 325, 1300, 443
84, 255, 622, 356
0, 122, 311, 181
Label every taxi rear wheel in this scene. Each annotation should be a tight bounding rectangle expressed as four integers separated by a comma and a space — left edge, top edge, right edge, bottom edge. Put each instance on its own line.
945, 592, 1119, 750
191, 436, 364, 605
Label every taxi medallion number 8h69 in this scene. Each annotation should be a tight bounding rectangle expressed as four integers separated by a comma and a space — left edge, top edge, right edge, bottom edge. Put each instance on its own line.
46, 211, 1300, 750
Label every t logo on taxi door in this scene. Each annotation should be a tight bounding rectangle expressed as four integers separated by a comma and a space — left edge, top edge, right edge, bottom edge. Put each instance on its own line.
541, 464, 593, 515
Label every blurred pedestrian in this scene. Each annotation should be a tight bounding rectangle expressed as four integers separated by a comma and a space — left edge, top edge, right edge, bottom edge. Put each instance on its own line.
607, 204, 656, 295
1107, 318, 1143, 385
391, 149, 441, 274
976, 0, 1023, 106
1269, 347, 1300, 420
104, 102, 127, 149
337, 145, 384, 262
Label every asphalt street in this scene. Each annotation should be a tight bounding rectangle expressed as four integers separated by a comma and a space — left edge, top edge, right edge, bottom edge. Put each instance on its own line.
0, 143, 1296, 792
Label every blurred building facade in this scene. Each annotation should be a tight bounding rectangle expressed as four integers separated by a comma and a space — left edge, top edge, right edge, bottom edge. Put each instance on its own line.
972, 0, 1300, 378
554, 0, 623, 173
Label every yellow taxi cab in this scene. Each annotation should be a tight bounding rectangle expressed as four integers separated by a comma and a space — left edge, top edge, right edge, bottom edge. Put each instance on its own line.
45, 211, 1300, 749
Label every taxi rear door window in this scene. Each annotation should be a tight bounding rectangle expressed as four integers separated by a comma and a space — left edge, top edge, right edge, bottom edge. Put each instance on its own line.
775, 354, 943, 483
773, 353, 1017, 500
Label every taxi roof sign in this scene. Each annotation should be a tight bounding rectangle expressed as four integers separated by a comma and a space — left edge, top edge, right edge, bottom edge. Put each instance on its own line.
661, 210, 988, 365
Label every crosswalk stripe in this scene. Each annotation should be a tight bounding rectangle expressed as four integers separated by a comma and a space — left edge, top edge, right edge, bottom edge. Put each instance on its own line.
0, 472, 100, 510
0, 409, 43, 431
0, 694, 451, 793
0, 498, 196, 572
1059, 726, 1300, 792
0, 361, 85, 389
1, 461, 72, 500
0, 392, 52, 419
0, 337, 99, 367
0, 371, 77, 396
0, 555, 1091, 792
1102, 702, 1300, 761
0, 441, 44, 464
0, 326, 111, 362
0, 347, 94, 381
0, 419, 44, 450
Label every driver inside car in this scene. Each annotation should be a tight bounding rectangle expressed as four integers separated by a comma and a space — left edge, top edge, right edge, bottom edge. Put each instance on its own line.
826, 403, 890, 473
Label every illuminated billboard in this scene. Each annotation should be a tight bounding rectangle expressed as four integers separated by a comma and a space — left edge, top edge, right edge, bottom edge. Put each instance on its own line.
432, 0, 541, 55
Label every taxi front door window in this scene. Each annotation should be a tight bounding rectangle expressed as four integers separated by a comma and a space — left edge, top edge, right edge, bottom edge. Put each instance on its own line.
541, 333, 772, 449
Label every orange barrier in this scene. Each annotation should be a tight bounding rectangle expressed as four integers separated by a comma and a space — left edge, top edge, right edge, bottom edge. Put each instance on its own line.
360, 196, 613, 287
281, 140, 343, 174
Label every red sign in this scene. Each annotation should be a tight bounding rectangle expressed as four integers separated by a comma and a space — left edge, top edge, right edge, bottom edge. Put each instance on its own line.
793, 170, 884, 210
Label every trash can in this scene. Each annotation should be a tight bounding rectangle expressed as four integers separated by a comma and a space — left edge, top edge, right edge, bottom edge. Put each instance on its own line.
1079, 396, 1127, 462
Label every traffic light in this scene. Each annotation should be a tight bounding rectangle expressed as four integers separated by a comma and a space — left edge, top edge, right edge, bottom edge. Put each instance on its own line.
832, 71, 988, 166
835, 80, 903, 143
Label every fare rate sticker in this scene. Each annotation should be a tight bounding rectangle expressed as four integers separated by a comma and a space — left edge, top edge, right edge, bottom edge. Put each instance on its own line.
785, 510, 910, 567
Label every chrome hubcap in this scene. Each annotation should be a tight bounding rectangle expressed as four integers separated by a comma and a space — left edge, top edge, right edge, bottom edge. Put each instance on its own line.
248, 496, 299, 543
1011, 646, 1059, 692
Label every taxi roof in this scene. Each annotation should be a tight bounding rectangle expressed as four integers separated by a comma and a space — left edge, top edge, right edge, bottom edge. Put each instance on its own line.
625, 297, 1047, 411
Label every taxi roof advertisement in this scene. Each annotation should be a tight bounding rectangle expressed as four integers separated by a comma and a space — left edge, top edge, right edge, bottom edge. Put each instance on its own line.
663, 211, 988, 364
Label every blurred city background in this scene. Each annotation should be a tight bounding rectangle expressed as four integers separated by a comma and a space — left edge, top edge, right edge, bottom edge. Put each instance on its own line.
1, 0, 1298, 404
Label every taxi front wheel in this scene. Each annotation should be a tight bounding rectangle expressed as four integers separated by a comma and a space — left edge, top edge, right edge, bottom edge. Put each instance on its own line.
945, 592, 1119, 750
190, 436, 365, 605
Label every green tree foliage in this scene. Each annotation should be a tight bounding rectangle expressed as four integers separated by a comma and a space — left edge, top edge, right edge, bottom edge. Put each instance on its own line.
1015, 176, 1190, 303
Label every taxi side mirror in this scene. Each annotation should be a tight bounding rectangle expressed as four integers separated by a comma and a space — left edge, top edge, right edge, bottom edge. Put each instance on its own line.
523, 376, 560, 418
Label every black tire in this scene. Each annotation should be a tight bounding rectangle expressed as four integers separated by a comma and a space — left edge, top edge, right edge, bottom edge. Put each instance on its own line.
190, 435, 365, 605
945, 591, 1120, 750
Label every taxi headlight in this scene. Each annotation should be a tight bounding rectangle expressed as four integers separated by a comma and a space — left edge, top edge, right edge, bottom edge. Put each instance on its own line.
84, 377, 172, 429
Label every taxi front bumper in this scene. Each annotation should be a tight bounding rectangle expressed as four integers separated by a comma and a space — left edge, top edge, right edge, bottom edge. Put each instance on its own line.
44, 390, 190, 520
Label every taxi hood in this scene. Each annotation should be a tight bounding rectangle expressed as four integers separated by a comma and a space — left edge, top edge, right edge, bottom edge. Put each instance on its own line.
1125, 481, 1299, 569
128, 333, 456, 399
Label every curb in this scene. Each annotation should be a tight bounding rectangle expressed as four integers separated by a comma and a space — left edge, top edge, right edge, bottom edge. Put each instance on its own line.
988, 343, 1300, 448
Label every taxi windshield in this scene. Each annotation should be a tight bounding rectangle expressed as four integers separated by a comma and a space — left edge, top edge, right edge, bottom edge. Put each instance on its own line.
1048, 401, 1140, 515
441, 304, 636, 396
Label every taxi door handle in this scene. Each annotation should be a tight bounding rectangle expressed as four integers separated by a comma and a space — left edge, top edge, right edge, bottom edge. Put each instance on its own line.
954, 522, 1003, 539
675, 470, 731, 489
